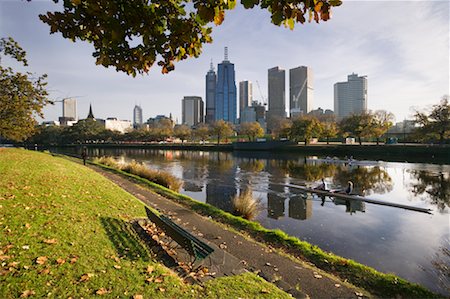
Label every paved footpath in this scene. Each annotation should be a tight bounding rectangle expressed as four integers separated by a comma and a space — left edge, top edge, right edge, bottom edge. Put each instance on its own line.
91, 165, 372, 299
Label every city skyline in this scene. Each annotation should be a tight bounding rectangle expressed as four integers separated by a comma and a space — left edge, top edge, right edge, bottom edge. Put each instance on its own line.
0, 1, 448, 123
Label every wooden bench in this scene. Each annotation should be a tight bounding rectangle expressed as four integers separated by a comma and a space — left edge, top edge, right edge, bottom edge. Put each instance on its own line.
144, 206, 214, 264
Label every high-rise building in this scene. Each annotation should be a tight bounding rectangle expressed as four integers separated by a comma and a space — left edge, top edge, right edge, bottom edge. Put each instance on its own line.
205, 61, 216, 124
215, 47, 237, 124
334, 73, 368, 119
63, 98, 77, 120
182, 96, 204, 127
267, 66, 286, 132
289, 66, 313, 117
239, 81, 252, 119
133, 105, 143, 128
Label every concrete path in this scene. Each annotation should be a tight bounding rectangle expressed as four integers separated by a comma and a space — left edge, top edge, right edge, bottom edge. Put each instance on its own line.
91, 165, 371, 299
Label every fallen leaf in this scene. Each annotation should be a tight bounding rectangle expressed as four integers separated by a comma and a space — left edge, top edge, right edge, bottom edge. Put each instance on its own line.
20, 290, 35, 298
260, 289, 270, 294
146, 265, 154, 274
0, 255, 10, 261
43, 239, 57, 245
133, 295, 143, 299
154, 277, 163, 283
69, 256, 78, 264
158, 287, 165, 292
96, 288, 109, 295
56, 258, 65, 265
39, 268, 50, 275
334, 284, 341, 288
25, 223, 31, 229
313, 274, 323, 279
80, 273, 94, 282
145, 277, 154, 284
36, 256, 47, 265
355, 291, 363, 296
22, 245, 30, 250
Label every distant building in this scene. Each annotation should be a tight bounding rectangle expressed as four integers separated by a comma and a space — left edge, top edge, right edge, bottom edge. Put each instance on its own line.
63, 98, 77, 120
146, 114, 174, 128
205, 61, 217, 124
87, 103, 95, 119
267, 66, 286, 132
240, 107, 256, 123
289, 66, 313, 117
182, 96, 204, 127
215, 47, 237, 124
239, 81, 252, 120
105, 118, 132, 134
133, 105, 143, 128
334, 73, 368, 119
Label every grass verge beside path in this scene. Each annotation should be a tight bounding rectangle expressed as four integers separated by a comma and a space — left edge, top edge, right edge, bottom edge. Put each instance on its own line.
0, 148, 291, 299
89, 157, 443, 299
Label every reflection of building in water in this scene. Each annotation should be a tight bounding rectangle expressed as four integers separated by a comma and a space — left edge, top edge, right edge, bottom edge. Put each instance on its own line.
205, 154, 237, 213
267, 160, 288, 219
333, 199, 366, 214
182, 164, 205, 192
289, 196, 312, 220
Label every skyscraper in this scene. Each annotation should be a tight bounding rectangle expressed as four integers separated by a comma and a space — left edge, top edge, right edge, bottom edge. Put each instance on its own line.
63, 98, 77, 120
239, 81, 252, 119
133, 105, 143, 128
267, 66, 285, 132
205, 61, 216, 124
290, 66, 313, 117
334, 73, 368, 119
215, 47, 237, 124
182, 96, 204, 127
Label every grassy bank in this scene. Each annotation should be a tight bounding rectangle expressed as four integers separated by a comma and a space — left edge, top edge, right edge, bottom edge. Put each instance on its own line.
90, 157, 443, 298
0, 149, 290, 298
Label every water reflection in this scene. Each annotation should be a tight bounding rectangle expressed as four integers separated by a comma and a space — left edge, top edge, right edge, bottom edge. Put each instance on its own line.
205, 153, 236, 213
409, 170, 450, 212
289, 196, 313, 220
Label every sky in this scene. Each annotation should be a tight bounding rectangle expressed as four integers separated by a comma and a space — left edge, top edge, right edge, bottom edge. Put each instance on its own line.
0, 0, 449, 124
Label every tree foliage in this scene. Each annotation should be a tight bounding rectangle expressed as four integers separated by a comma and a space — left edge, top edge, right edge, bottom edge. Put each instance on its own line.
0, 37, 50, 142
239, 121, 264, 141
192, 123, 210, 142
290, 116, 322, 144
413, 96, 450, 144
211, 120, 234, 144
173, 124, 192, 142
39, 0, 341, 76
339, 112, 373, 145
372, 110, 394, 145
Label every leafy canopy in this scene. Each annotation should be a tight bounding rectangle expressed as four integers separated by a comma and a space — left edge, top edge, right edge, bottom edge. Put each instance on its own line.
414, 96, 450, 143
39, 0, 342, 76
0, 37, 50, 142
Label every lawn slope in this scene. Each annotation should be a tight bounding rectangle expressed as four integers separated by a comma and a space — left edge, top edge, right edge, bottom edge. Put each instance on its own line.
0, 149, 289, 298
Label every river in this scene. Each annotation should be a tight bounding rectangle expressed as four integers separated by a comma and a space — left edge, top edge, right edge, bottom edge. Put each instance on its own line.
58, 147, 450, 295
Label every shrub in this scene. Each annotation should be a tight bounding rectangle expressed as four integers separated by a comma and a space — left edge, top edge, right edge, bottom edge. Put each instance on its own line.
232, 188, 262, 220
95, 157, 182, 192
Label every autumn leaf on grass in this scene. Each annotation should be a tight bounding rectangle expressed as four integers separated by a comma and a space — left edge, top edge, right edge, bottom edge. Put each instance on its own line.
0, 255, 10, 261
39, 268, 50, 275
158, 287, 165, 293
154, 277, 163, 283
96, 288, 109, 295
146, 265, 154, 274
69, 256, 78, 264
133, 295, 143, 299
56, 258, 65, 265
43, 239, 57, 245
25, 223, 31, 229
80, 273, 94, 282
36, 256, 48, 265
20, 290, 35, 298
113, 265, 121, 269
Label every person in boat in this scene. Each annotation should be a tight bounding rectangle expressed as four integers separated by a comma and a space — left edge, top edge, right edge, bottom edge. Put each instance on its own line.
344, 181, 353, 194
314, 178, 328, 191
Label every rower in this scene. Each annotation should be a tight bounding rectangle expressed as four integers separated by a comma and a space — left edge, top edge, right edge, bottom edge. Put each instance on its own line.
314, 178, 328, 191
345, 181, 353, 194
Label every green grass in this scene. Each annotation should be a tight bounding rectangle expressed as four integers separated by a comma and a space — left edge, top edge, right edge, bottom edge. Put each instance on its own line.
0, 148, 291, 298
90, 157, 443, 298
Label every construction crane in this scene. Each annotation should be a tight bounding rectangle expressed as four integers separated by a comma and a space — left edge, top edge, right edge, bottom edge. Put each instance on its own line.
255, 80, 267, 106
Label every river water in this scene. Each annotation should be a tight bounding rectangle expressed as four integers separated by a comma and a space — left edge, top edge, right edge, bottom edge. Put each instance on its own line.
60, 148, 449, 295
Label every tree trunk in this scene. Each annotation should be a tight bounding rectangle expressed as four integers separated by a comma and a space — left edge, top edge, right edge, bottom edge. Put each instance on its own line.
326, 136, 329, 145
358, 136, 362, 145
376, 137, 379, 145
217, 134, 220, 145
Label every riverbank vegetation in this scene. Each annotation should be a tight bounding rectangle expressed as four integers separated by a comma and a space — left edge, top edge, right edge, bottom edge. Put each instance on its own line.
231, 188, 262, 220
93, 156, 182, 191
90, 156, 443, 298
0, 148, 291, 298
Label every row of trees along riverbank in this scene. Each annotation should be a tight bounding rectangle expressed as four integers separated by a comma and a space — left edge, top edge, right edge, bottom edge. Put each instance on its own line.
21, 97, 449, 146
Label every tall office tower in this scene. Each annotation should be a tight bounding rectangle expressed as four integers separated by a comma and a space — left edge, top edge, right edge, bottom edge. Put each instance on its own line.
289, 66, 313, 117
182, 96, 204, 127
215, 47, 237, 124
133, 105, 143, 128
63, 98, 77, 120
334, 73, 368, 119
205, 61, 216, 124
239, 81, 252, 120
267, 66, 286, 132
